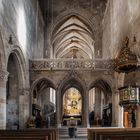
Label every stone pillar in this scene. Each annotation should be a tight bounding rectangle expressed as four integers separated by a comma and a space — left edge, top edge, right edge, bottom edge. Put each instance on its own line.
83, 90, 89, 127
94, 88, 101, 120
136, 106, 140, 127
19, 89, 30, 129
0, 70, 9, 129
118, 106, 124, 127
111, 90, 116, 126
56, 91, 61, 128
127, 109, 132, 127
112, 89, 123, 127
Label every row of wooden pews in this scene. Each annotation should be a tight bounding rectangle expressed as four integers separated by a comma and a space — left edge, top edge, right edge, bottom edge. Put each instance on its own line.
0, 129, 58, 140
88, 127, 140, 140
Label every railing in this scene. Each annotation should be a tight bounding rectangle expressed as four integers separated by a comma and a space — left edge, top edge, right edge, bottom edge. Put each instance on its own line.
30, 59, 114, 71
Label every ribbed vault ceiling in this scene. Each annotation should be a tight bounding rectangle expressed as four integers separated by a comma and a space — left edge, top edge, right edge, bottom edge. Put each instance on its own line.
52, 15, 94, 59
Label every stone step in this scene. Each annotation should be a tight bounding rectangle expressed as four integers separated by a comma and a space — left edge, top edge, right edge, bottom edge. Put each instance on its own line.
59, 127, 87, 137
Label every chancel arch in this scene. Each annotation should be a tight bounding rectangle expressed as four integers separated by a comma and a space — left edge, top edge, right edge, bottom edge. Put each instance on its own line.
89, 79, 112, 127
31, 78, 56, 127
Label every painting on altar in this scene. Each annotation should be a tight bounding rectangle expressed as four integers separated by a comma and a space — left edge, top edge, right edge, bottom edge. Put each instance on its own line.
63, 87, 82, 116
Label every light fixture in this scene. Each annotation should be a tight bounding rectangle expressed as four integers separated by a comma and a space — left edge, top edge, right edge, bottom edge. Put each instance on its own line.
114, 36, 138, 73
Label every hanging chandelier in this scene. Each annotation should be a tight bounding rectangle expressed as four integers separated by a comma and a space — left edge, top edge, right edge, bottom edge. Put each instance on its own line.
114, 36, 138, 73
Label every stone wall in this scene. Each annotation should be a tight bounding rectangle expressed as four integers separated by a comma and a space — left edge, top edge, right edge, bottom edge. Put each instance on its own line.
102, 0, 140, 59
102, 0, 140, 127
0, 0, 45, 129
0, 0, 44, 59
43, 0, 107, 58
102, 1, 111, 59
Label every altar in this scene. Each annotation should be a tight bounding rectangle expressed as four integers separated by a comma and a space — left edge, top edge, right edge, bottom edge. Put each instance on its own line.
63, 116, 81, 126
62, 114, 82, 126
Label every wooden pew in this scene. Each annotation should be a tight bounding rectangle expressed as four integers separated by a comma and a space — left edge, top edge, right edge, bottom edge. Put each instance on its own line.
0, 129, 58, 140
88, 128, 140, 140
0, 136, 47, 140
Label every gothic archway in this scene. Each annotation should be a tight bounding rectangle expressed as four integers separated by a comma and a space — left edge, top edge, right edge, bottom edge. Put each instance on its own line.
89, 79, 112, 127
57, 76, 87, 127
31, 78, 56, 127
6, 49, 27, 129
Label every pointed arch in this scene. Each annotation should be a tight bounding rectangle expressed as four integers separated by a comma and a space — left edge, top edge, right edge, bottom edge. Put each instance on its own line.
31, 77, 56, 94
6, 46, 29, 129
90, 79, 112, 96
57, 73, 87, 97
57, 74, 87, 126
6, 46, 28, 89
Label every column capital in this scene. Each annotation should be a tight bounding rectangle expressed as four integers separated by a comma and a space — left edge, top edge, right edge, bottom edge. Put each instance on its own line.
0, 69, 9, 82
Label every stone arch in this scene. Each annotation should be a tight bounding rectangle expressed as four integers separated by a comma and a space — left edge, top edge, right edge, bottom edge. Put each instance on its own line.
30, 77, 56, 127
6, 46, 29, 129
6, 46, 28, 90
89, 79, 113, 127
89, 79, 112, 96
30, 77, 56, 107
47, 11, 95, 58
30, 77, 56, 94
57, 72, 87, 96
51, 12, 94, 37
50, 13, 95, 59
57, 75, 87, 126
50, 10, 94, 40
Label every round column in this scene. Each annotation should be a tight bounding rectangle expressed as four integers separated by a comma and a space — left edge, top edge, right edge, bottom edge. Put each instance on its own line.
84, 89, 89, 127
56, 90, 61, 128
112, 89, 124, 127
94, 88, 101, 120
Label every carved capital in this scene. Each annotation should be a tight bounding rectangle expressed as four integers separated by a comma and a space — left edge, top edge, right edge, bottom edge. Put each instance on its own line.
0, 70, 9, 81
